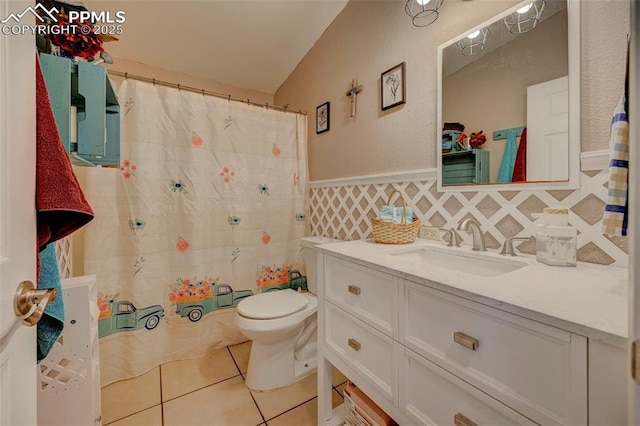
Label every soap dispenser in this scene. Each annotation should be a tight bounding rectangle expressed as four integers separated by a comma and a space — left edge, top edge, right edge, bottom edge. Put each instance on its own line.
535, 208, 577, 267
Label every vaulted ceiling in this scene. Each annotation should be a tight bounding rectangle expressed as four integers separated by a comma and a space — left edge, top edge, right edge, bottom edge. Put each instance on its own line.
91, 0, 348, 94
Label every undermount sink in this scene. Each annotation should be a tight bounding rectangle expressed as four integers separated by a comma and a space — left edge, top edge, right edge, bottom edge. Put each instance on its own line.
389, 246, 528, 277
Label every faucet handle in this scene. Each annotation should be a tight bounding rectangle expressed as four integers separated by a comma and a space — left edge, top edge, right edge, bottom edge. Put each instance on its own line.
500, 236, 530, 256
440, 228, 463, 247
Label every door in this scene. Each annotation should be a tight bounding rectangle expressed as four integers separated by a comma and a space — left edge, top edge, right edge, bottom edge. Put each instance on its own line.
526, 76, 569, 181
0, 0, 37, 424
630, 1, 639, 421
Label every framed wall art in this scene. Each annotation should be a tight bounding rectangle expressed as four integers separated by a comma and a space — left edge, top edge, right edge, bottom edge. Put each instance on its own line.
316, 102, 330, 134
381, 62, 406, 111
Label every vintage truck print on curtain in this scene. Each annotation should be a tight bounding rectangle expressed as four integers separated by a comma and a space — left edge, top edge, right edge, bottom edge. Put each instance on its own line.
170, 277, 253, 322
98, 293, 165, 338
256, 264, 307, 292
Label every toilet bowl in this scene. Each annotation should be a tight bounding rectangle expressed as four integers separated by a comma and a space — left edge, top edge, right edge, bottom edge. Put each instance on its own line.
235, 236, 338, 391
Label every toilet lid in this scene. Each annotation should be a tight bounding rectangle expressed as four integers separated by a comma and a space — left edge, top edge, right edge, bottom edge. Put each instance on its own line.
237, 289, 308, 319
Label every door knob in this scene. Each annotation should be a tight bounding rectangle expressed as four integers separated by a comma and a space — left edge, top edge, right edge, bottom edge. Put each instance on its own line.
14, 280, 58, 326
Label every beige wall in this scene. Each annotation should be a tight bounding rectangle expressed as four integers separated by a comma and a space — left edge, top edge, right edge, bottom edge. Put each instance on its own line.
443, 10, 568, 183
275, 0, 630, 181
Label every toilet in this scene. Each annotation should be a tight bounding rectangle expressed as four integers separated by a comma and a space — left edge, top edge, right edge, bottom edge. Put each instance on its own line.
235, 236, 338, 391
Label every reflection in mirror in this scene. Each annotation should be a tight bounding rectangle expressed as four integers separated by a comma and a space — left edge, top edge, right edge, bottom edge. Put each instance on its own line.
437, 0, 580, 190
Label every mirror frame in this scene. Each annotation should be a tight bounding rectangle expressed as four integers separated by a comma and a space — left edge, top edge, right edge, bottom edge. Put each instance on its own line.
436, 0, 580, 192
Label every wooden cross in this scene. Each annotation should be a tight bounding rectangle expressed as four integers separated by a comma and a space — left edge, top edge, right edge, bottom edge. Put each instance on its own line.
345, 78, 363, 117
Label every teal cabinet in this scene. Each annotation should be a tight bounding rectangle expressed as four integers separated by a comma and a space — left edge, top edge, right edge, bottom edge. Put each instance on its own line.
39, 53, 120, 167
442, 150, 490, 185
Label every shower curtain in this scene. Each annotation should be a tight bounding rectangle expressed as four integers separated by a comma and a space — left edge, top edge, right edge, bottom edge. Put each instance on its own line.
84, 79, 308, 386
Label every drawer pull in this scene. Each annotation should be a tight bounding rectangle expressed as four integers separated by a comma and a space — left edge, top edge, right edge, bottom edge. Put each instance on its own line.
348, 338, 361, 351
347, 285, 361, 295
454, 331, 479, 351
454, 413, 477, 426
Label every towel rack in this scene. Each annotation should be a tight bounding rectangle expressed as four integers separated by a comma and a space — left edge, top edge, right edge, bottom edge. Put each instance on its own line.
493, 126, 525, 141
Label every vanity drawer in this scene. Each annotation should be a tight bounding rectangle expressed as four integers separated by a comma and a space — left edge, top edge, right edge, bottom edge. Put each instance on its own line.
324, 255, 398, 337
324, 301, 396, 402
402, 281, 586, 425
401, 347, 537, 426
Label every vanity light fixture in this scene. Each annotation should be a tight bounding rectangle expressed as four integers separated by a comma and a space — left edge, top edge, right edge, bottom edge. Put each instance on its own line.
503, 0, 546, 34
405, 0, 444, 27
457, 28, 490, 56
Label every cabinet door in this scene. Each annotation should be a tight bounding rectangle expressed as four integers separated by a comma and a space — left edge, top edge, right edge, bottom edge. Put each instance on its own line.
324, 256, 398, 338
324, 302, 396, 403
400, 347, 537, 426
402, 281, 587, 425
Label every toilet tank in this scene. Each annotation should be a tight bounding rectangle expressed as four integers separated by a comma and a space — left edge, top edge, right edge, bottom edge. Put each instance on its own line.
300, 237, 340, 294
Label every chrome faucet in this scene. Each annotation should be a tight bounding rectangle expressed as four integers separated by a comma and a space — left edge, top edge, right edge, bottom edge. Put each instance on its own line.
457, 218, 487, 251
500, 236, 530, 256
439, 228, 463, 247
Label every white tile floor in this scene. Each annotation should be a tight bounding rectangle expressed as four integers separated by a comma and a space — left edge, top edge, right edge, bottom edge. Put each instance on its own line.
101, 341, 348, 425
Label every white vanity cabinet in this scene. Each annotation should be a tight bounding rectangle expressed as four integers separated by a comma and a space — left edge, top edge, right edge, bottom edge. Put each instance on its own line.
401, 281, 586, 425
317, 250, 625, 426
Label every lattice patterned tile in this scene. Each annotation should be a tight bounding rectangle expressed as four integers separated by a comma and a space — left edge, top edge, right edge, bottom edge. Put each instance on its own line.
309, 169, 628, 267
516, 194, 548, 221
577, 242, 615, 265
476, 195, 502, 219
571, 194, 606, 226
495, 214, 525, 238
499, 191, 519, 201
604, 235, 629, 254
427, 211, 447, 228
547, 190, 574, 202
55, 236, 73, 278
443, 196, 464, 217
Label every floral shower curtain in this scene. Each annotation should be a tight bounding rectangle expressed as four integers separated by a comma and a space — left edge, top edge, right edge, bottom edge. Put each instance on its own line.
84, 79, 308, 386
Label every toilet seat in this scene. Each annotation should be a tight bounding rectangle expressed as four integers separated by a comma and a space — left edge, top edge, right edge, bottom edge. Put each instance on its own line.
237, 289, 308, 319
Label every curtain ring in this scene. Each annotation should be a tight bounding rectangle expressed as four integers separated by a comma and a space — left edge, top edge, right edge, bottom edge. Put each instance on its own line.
152, 78, 156, 86
177, 84, 181, 91
201, 89, 205, 96
228, 95, 231, 102
247, 98, 250, 106
283, 103, 289, 111
265, 103, 269, 110
124, 72, 128, 80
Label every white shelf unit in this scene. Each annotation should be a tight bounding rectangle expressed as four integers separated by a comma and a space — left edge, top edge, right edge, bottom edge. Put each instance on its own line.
37, 275, 101, 426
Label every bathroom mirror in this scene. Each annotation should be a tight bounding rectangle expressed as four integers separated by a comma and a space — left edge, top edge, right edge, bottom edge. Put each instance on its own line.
436, 0, 580, 191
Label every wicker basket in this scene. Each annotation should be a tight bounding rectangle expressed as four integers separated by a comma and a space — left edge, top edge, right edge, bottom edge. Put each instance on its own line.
343, 382, 396, 426
371, 190, 420, 244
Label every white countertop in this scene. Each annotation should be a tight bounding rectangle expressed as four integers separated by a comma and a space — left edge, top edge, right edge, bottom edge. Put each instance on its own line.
316, 239, 628, 344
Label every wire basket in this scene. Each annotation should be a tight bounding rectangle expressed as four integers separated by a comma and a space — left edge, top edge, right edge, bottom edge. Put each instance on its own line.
371, 190, 420, 244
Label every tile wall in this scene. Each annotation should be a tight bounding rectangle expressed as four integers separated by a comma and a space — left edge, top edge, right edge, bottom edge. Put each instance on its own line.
310, 170, 628, 267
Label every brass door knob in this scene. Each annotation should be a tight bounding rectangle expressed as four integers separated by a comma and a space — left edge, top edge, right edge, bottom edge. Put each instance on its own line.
14, 280, 58, 326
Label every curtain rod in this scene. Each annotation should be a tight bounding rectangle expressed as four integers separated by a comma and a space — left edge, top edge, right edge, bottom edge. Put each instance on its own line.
107, 70, 307, 116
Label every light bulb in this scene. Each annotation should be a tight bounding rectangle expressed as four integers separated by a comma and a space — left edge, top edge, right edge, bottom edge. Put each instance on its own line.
416, 0, 431, 5
467, 30, 480, 39
517, 3, 533, 14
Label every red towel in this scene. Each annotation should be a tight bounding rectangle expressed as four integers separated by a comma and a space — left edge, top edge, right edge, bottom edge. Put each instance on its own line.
36, 55, 94, 252
512, 127, 527, 182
